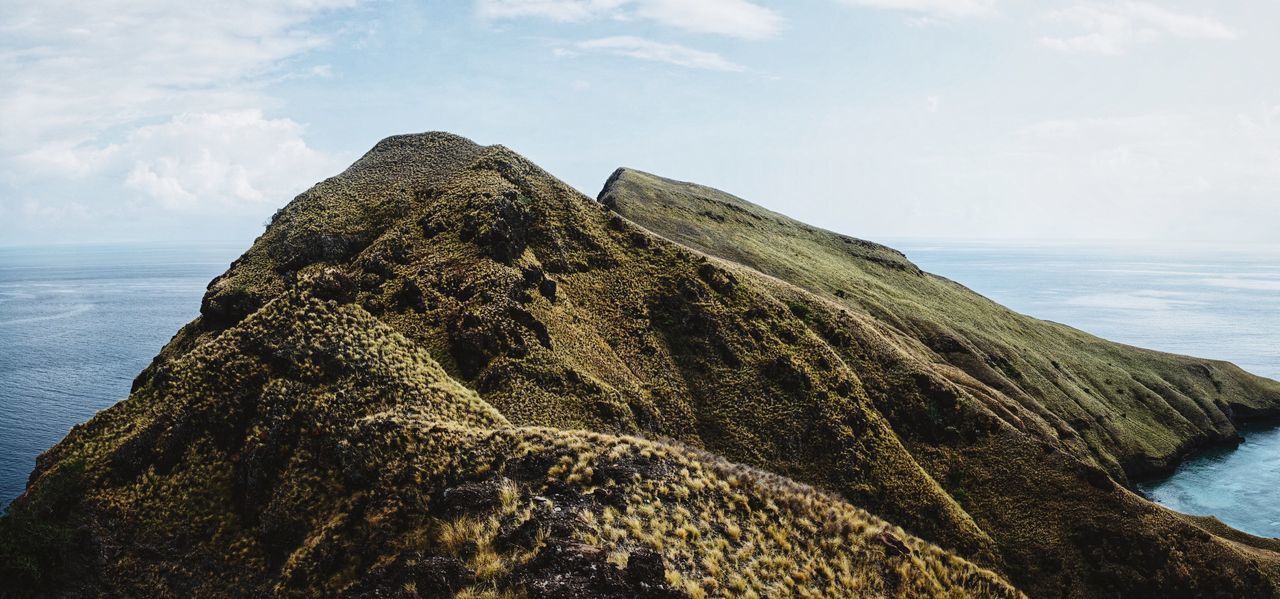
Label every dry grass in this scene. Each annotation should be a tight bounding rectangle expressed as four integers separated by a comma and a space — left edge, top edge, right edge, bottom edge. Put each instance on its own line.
4, 277, 1017, 597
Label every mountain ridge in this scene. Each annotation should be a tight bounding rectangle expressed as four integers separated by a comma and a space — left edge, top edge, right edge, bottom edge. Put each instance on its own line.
599, 165, 1280, 481
4, 132, 1279, 597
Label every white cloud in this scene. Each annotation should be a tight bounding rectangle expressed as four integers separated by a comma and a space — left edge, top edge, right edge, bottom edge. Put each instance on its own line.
476, 0, 782, 39
1041, 2, 1236, 55
477, 0, 629, 21
0, 0, 358, 222
0, 0, 359, 153
18, 198, 93, 222
635, 0, 781, 39
836, 0, 996, 19
18, 110, 339, 212
122, 111, 339, 211
577, 36, 745, 71
17, 143, 121, 179
1014, 114, 1208, 193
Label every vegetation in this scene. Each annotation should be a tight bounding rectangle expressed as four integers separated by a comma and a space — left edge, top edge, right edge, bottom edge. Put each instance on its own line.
600, 167, 1280, 482
0, 459, 86, 591
4, 132, 1280, 596
600, 166, 1280, 596
2, 276, 1014, 597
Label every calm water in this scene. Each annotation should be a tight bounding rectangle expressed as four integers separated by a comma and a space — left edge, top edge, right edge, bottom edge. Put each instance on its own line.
1, 242, 1278, 538
896, 241, 1280, 539
0, 244, 240, 507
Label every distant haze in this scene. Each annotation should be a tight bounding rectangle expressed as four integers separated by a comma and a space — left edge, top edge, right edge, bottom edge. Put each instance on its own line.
3, 1, 1279, 246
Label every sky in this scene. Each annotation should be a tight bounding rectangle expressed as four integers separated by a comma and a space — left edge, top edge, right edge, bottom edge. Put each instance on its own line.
1, 0, 1278, 247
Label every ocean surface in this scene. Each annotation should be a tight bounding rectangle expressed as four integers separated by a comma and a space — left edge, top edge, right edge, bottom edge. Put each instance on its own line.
1, 241, 1278, 538
0, 243, 241, 507
895, 240, 1280, 539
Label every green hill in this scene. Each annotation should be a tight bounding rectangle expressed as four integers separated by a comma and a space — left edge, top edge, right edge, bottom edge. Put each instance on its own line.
2, 273, 1016, 597
599, 167, 1280, 481
4, 132, 1279, 597
599, 166, 1280, 596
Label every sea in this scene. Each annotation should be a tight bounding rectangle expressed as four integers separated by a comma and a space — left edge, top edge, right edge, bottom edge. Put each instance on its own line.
896, 240, 1280, 539
0, 243, 242, 508
1, 241, 1278, 538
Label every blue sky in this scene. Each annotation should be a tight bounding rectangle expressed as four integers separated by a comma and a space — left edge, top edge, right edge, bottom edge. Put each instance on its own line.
2, 0, 1278, 247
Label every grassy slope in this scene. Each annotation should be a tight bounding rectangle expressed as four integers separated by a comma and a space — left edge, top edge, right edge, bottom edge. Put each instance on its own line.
2, 275, 1017, 598
599, 167, 1280, 480
131, 132, 996, 565
6, 133, 1279, 596
600, 167, 1280, 596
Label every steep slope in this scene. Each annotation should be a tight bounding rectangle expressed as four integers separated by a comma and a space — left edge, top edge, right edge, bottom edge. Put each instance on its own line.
599, 168, 1280, 480
5, 132, 1280, 597
2, 273, 1018, 597
129, 132, 997, 563
600, 167, 1280, 596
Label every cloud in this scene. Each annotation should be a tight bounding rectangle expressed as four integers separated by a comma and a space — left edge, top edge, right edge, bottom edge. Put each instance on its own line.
836, 0, 996, 19
476, 0, 782, 39
0, 0, 359, 154
17, 143, 121, 179
0, 0, 358, 225
122, 111, 339, 211
635, 0, 782, 39
1041, 2, 1237, 55
18, 110, 339, 212
1013, 113, 1209, 194
476, 0, 628, 21
577, 36, 745, 71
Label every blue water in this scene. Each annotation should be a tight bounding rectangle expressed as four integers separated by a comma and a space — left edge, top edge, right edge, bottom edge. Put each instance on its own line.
0, 244, 240, 507
895, 241, 1280, 539
1, 241, 1278, 538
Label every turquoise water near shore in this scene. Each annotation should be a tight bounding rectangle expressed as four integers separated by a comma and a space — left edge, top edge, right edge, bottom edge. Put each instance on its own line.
1137, 423, 1280, 538
895, 240, 1280, 539
1, 240, 1278, 538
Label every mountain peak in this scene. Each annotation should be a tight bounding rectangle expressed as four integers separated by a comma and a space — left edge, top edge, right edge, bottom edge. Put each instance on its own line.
598, 165, 919, 274
339, 131, 487, 184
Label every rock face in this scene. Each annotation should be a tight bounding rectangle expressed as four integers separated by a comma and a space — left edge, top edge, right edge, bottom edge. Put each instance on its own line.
2, 132, 1279, 597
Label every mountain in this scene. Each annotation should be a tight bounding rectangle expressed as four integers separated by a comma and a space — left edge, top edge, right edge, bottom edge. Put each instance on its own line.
599, 167, 1280, 480
3, 132, 1279, 597
599, 167, 1280, 594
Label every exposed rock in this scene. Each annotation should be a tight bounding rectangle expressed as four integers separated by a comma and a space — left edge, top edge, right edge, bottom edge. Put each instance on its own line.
435, 478, 512, 518
877, 530, 912, 557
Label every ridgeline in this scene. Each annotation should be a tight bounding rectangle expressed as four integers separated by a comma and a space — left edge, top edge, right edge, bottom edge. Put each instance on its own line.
3, 133, 1278, 597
